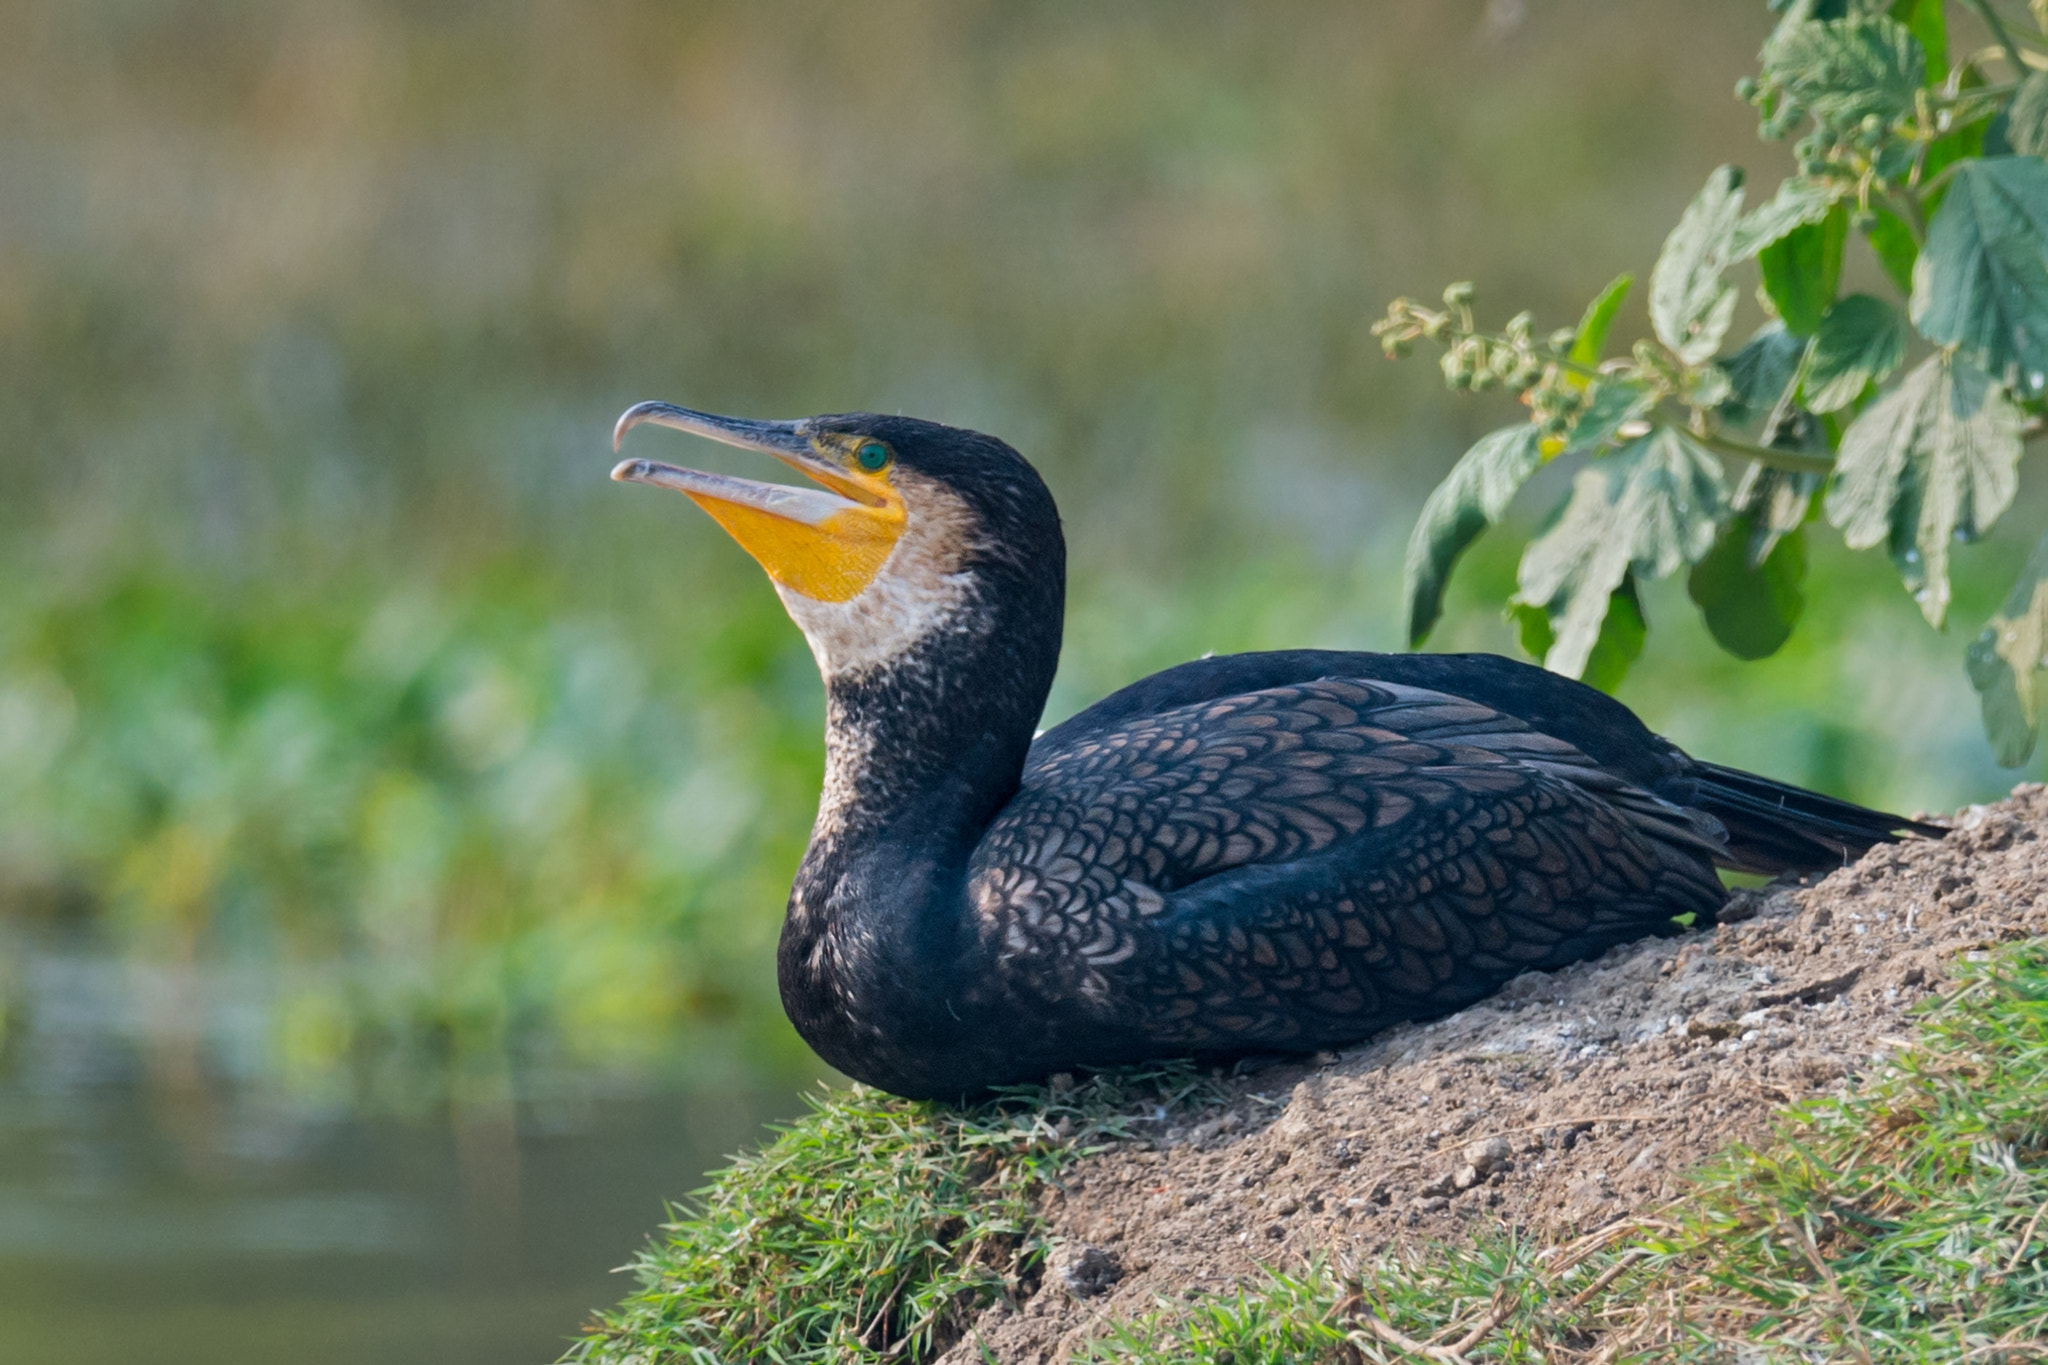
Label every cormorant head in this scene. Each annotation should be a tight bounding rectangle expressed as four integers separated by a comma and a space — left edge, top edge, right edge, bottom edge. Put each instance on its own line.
611, 403, 1063, 681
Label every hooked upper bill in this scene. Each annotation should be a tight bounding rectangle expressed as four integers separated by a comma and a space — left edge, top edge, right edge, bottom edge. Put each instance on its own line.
610, 400, 906, 602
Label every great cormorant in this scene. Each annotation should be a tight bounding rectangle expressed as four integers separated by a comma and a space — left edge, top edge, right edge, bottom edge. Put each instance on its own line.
611, 403, 1937, 1101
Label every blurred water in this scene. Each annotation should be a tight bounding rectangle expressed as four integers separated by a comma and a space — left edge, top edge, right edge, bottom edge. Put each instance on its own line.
0, 933, 791, 1365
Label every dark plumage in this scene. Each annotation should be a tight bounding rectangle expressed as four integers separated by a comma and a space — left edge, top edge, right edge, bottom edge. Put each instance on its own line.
611, 406, 1942, 1100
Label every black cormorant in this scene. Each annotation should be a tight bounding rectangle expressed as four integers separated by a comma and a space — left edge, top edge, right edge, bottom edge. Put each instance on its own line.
611, 403, 1938, 1100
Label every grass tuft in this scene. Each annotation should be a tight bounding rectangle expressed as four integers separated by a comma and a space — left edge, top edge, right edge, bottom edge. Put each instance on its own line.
566, 1064, 1220, 1365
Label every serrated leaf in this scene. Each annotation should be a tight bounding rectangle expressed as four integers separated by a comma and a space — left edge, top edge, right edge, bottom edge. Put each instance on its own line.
1912, 156, 2048, 394
1733, 461, 1824, 561
1889, 0, 1946, 76
1569, 275, 1633, 368
1651, 166, 1747, 365
1403, 425, 1544, 647
1510, 599, 1555, 662
1515, 428, 1727, 678
1801, 292, 1908, 412
1682, 363, 1734, 411
1720, 322, 1809, 428
1732, 178, 1841, 260
1758, 203, 1848, 336
1510, 578, 1648, 695
1689, 517, 1808, 660
1515, 581, 1654, 699
1565, 378, 1658, 457
2009, 71, 2048, 159
1762, 17, 1925, 132
1966, 532, 2048, 766
1824, 353, 2025, 626
1772, 1, 1895, 27
1581, 575, 1648, 693
1865, 203, 1919, 293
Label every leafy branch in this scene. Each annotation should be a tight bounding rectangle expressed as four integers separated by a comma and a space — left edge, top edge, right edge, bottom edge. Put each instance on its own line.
1379, 0, 2048, 763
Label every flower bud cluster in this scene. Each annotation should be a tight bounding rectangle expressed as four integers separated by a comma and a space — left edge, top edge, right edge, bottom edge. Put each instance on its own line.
1741, 60, 1924, 189
1372, 288, 1566, 396
1527, 377, 1588, 438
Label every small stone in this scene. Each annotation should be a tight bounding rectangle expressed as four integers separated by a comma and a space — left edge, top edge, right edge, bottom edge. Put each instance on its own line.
1420, 1171, 1457, 1198
1053, 1243, 1122, 1299
1452, 1164, 1480, 1191
1719, 892, 1761, 924
1414, 1195, 1450, 1214
1462, 1136, 1512, 1176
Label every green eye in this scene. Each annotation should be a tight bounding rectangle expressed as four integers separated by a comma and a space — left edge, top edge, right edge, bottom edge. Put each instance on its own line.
856, 442, 890, 471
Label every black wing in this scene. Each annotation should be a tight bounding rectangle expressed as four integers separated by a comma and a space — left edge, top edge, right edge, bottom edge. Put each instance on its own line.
967, 677, 1726, 1059
1035, 649, 1939, 877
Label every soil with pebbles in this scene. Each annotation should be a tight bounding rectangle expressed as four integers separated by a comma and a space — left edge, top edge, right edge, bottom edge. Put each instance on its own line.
937, 785, 2048, 1364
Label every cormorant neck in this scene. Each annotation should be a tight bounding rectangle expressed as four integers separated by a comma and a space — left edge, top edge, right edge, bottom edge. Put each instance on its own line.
808, 579, 1061, 863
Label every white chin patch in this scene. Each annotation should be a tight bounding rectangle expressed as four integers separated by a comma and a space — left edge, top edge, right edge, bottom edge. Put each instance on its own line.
776, 473, 980, 680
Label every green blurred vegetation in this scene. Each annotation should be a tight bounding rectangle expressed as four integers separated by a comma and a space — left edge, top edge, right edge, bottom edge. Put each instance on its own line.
1, 0, 2040, 1113
0, 563, 823, 1102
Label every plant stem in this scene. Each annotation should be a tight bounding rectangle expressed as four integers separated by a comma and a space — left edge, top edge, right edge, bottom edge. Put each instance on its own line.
1962, 0, 2030, 74
1461, 329, 1606, 382
1919, 161, 1964, 203
1879, 185, 1928, 244
1692, 430, 1836, 476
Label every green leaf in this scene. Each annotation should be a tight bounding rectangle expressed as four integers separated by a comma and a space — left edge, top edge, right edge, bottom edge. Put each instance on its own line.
1921, 115, 1989, 202
1732, 178, 1841, 260
1912, 156, 2048, 394
1889, 0, 1945, 77
1865, 203, 1919, 293
1966, 532, 2048, 766
1651, 166, 1747, 365
1719, 322, 1808, 428
1824, 353, 2026, 626
1403, 425, 1544, 647
1510, 577, 1647, 696
1514, 427, 1727, 678
2009, 71, 2048, 159
1733, 461, 1824, 561
1510, 599, 1554, 662
1801, 292, 1908, 412
1761, 17, 1925, 132
1758, 203, 1848, 336
1581, 575, 1648, 693
1772, 0, 1888, 21
1565, 378, 1658, 457
1568, 274, 1633, 368
1688, 517, 1808, 660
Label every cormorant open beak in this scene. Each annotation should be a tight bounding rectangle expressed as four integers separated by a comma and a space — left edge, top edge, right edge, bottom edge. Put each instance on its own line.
611, 401, 906, 603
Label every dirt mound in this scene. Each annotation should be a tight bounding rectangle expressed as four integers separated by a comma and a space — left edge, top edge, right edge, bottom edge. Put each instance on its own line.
941, 785, 2048, 1364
